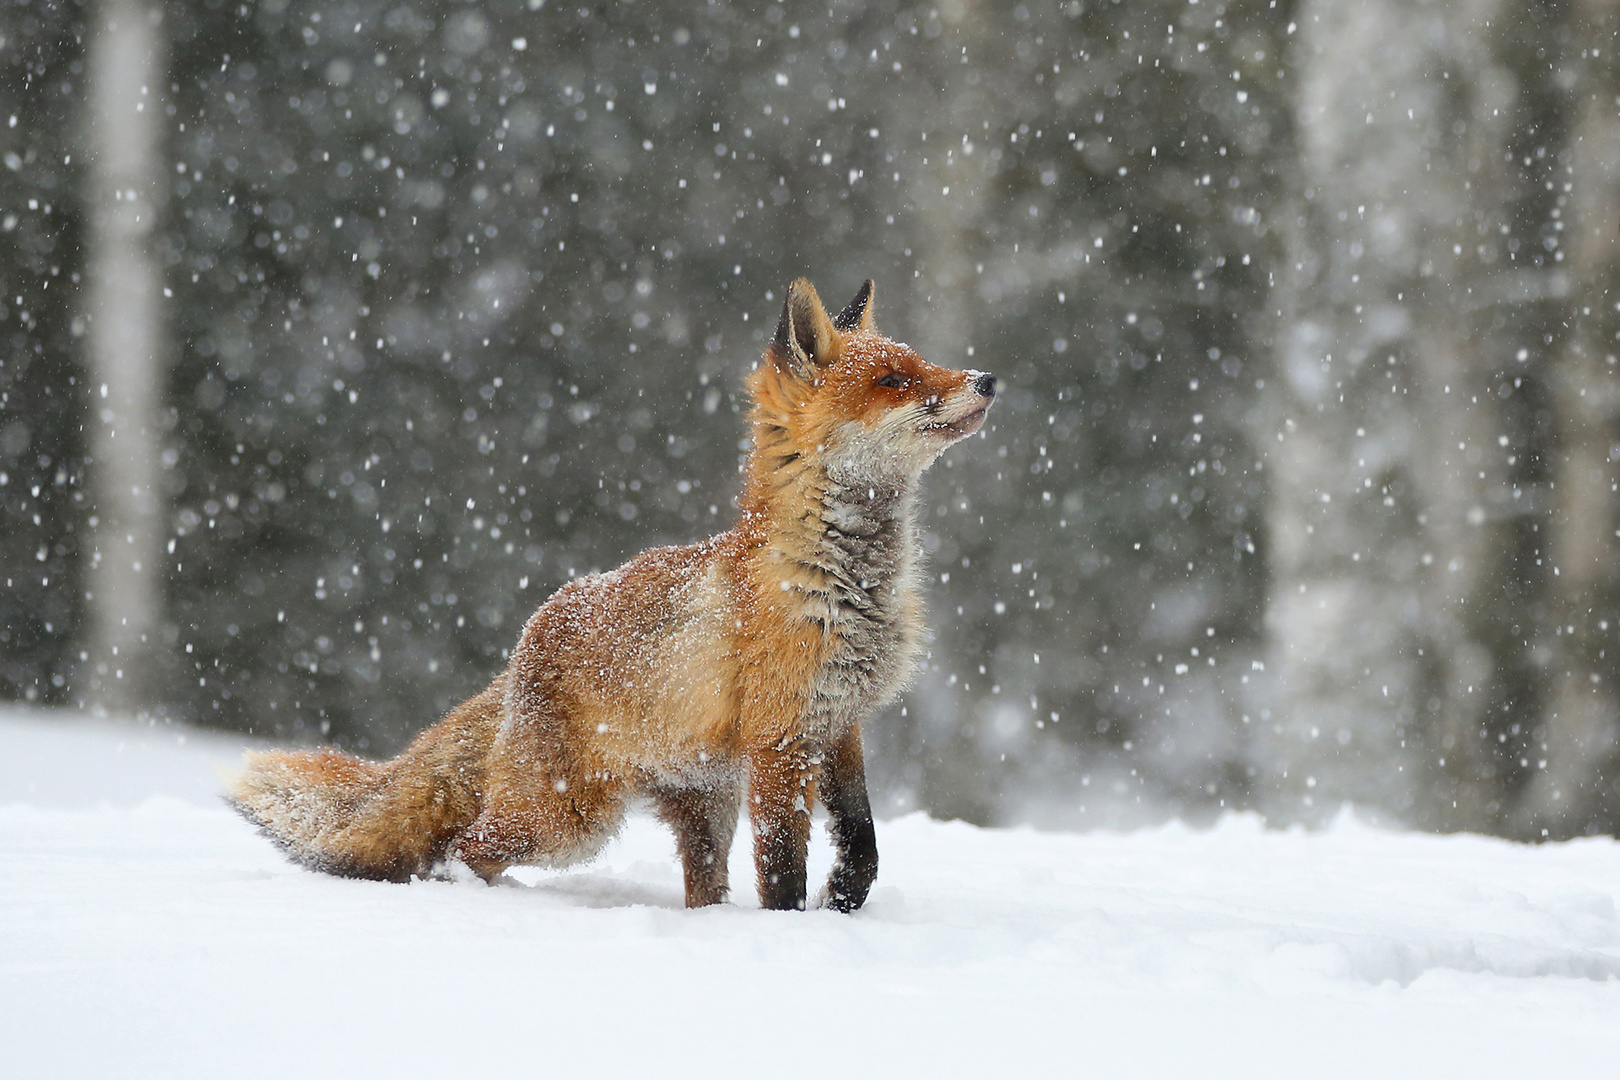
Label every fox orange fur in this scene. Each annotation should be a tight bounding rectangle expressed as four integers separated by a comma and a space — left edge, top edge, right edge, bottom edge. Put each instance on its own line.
227, 277, 997, 911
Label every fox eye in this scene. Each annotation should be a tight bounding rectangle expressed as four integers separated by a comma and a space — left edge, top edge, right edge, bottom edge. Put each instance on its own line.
876, 373, 903, 389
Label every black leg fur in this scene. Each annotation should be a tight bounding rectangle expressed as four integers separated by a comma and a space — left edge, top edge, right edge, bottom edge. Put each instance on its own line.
819, 727, 878, 913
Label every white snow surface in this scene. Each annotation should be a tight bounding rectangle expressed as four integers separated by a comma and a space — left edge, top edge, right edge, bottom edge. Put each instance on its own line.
3, 707, 1618, 1078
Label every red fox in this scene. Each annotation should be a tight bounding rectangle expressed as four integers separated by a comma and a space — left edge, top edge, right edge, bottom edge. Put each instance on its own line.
227, 278, 996, 911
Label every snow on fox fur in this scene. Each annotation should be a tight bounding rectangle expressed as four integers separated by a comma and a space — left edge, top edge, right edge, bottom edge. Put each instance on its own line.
227, 277, 997, 911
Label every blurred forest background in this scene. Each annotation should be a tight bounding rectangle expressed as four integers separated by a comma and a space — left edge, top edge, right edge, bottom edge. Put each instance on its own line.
3, 0, 1619, 839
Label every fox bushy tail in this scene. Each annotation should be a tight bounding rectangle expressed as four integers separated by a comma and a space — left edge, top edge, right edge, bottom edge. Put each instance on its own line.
225, 685, 501, 881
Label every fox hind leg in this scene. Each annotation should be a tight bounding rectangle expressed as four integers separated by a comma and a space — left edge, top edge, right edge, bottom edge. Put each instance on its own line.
453, 767, 627, 882
653, 780, 742, 907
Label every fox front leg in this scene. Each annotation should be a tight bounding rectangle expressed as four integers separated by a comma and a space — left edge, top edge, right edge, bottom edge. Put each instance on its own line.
818, 724, 878, 912
745, 740, 815, 911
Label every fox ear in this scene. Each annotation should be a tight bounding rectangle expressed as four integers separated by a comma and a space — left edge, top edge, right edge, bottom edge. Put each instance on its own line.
772, 277, 837, 376
832, 279, 875, 333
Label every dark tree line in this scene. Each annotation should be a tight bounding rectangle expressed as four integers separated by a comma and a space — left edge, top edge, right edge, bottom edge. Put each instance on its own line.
2, 0, 1618, 837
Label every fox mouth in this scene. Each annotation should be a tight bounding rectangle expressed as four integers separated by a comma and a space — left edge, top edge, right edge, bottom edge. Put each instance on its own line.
921, 405, 989, 438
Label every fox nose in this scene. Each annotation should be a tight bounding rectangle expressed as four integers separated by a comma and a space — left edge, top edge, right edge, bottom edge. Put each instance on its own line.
973, 373, 998, 398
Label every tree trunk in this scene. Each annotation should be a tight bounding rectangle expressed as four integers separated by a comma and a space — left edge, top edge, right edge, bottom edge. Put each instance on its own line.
82, 0, 168, 716
1263, 0, 1516, 826
1521, 19, 1620, 835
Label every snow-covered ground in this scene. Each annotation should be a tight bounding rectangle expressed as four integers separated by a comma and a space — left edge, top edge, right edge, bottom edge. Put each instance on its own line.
2, 707, 1618, 1078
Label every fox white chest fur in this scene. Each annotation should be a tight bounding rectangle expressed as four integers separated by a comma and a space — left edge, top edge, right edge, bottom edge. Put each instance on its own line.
787, 476, 926, 745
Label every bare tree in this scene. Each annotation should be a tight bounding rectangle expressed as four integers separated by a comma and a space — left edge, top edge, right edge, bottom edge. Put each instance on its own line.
1522, 4, 1620, 833
1262, 0, 1520, 825
82, 0, 168, 716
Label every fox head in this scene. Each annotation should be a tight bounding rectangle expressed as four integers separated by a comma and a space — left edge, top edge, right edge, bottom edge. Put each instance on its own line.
747, 277, 997, 486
